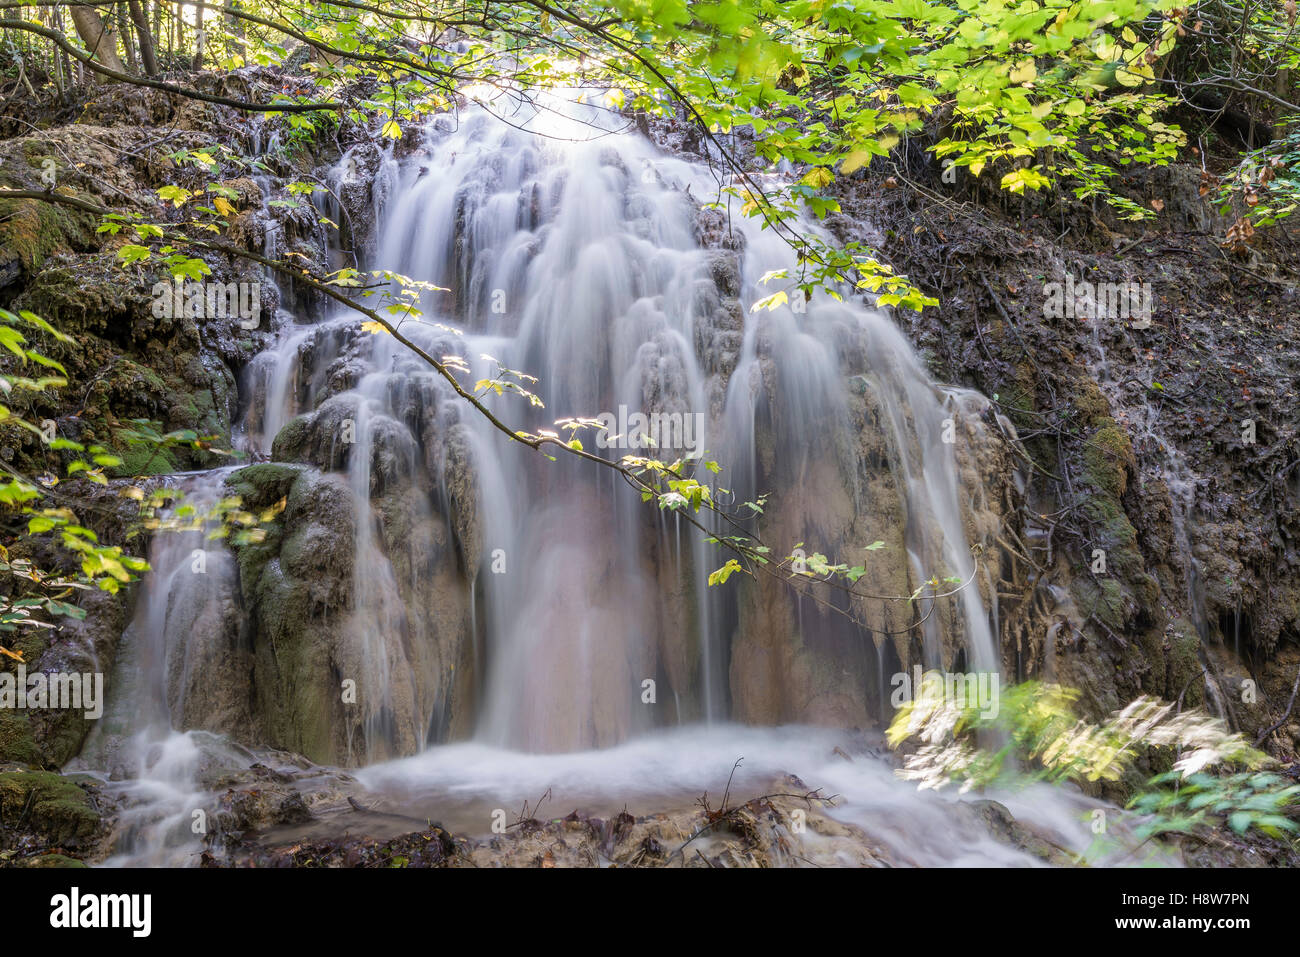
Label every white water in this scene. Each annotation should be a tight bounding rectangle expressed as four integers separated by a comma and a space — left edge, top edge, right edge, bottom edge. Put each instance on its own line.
69, 470, 257, 866
357, 724, 1160, 867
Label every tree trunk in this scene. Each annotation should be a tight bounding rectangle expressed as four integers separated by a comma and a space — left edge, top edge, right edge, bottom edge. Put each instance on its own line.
47, 5, 66, 96
153, 0, 163, 56
191, 3, 204, 70
68, 4, 128, 77
117, 3, 139, 73
129, 0, 160, 75
56, 4, 84, 86
224, 0, 245, 59
60, 4, 85, 87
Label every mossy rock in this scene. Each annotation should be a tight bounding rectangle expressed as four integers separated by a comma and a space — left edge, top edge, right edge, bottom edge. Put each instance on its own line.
1135, 625, 1168, 693
1071, 375, 1116, 426
12, 256, 156, 341
12, 853, 89, 868
269, 396, 359, 470
0, 711, 44, 766
0, 196, 98, 272
11, 628, 50, 665
270, 416, 314, 463
0, 771, 100, 845
1166, 624, 1205, 706
227, 464, 303, 606
1083, 421, 1135, 498
226, 463, 305, 510
1080, 494, 1143, 581
1078, 576, 1132, 635
10, 254, 238, 475
113, 442, 181, 477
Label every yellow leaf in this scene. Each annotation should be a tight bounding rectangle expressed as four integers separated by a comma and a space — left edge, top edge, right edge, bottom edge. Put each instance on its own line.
213, 196, 236, 217
749, 290, 789, 312
1115, 66, 1144, 87
381, 120, 403, 140
840, 147, 873, 175
1009, 60, 1038, 84
360, 320, 391, 335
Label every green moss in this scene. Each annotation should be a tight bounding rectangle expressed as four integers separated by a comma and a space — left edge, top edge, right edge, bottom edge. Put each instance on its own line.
1072, 377, 1114, 425
77, 353, 238, 475
227, 465, 300, 606
1134, 573, 1160, 607
227, 463, 303, 509
1078, 576, 1131, 633
113, 443, 180, 478
0, 711, 44, 765
0, 196, 96, 270
1081, 493, 1142, 579
1083, 422, 1135, 498
1166, 624, 1204, 707
270, 416, 312, 462
15, 853, 88, 868
0, 771, 100, 844
12, 629, 50, 665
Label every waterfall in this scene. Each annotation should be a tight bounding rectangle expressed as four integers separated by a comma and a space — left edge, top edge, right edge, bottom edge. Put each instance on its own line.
75, 91, 1052, 866
298, 92, 1000, 750
130, 92, 1009, 757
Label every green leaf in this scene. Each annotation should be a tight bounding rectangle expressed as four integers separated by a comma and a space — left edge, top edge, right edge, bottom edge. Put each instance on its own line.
117, 244, 152, 266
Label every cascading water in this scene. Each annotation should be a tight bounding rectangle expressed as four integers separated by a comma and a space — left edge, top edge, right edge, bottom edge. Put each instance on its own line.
345, 94, 1004, 750
70, 470, 258, 865
76, 91, 1145, 866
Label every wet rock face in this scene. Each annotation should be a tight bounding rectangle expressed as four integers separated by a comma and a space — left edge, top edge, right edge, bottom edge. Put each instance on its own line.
330, 141, 387, 257
5, 252, 252, 478
831, 151, 1300, 761
693, 256, 746, 385
724, 386, 1023, 729
0, 126, 259, 480
17, 591, 129, 769
208, 456, 475, 767
694, 205, 747, 252
271, 394, 362, 472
